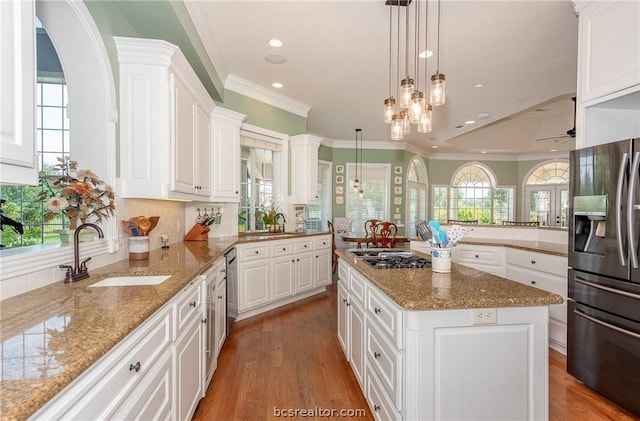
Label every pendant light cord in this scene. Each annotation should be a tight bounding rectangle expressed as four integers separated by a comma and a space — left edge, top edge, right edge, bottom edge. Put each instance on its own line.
388, 5, 392, 97
405, 1, 410, 79
436, 0, 441, 73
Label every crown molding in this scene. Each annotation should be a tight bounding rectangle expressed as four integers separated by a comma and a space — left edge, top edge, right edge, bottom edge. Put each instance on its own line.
225, 74, 311, 118
427, 151, 570, 161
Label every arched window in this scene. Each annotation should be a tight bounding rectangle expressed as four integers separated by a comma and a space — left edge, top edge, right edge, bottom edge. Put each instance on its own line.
406, 157, 428, 237
524, 160, 569, 227
433, 163, 514, 224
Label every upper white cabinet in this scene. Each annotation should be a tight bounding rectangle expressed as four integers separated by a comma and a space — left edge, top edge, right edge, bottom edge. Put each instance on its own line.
211, 107, 245, 202
115, 37, 214, 200
575, 0, 640, 148
0, 0, 37, 185
289, 134, 322, 204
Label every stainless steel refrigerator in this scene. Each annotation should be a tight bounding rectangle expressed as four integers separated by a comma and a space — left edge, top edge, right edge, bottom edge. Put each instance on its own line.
568, 138, 640, 416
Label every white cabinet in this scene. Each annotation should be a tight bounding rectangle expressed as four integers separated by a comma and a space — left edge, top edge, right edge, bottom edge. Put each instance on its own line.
215, 275, 227, 356
576, 1, 640, 104
505, 248, 568, 353
235, 235, 332, 321
289, 134, 322, 204
575, 0, 640, 148
211, 107, 245, 202
115, 37, 214, 201
452, 244, 505, 276
0, 0, 37, 185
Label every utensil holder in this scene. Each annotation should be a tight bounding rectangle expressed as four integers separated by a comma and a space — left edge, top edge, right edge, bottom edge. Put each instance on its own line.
129, 236, 149, 260
431, 248, 452, 273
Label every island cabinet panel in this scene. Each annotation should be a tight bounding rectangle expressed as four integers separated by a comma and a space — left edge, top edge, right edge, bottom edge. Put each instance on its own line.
366, 361, 402, 421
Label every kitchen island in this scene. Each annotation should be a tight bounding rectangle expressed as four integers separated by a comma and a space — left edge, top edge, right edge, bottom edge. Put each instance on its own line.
336, 249, 563, 420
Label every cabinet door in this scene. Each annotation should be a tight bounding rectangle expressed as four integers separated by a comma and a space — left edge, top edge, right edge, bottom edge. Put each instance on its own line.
172, 76, 197, 195
272, 255, 295, 301
295, 252, 315, 293
211, 109, 243, 202
215, 282, 227, 355
175, 315, 204, 421
315, 249, 332, 287
350, 299, 366, 389
196, 104, 212, 197
337, 283, 349, 357
238, 260, 270, 311
0, 0, 37, 185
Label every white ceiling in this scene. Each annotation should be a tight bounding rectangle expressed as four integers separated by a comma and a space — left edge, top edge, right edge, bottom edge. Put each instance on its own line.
187, 0, 579, 156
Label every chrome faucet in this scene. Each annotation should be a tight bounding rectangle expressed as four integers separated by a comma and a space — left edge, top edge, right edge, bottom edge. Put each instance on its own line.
59, 223, 104, 283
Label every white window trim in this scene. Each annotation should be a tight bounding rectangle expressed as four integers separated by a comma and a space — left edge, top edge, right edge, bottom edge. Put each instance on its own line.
405, 156, 429, 231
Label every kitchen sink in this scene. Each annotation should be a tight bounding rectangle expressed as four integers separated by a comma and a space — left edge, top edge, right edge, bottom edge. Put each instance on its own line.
89, 275, 171, 287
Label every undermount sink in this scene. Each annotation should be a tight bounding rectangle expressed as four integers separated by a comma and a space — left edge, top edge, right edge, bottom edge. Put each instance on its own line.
89, 275, 171, 288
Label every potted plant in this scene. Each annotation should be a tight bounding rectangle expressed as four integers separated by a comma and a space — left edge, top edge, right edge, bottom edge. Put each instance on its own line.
255, 204, 286, 233
238, 210, 247, 233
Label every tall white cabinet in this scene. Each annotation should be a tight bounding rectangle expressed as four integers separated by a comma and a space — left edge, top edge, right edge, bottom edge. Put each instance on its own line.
0, 0, 37, 185
115, 37, 214, 201
211, 107, 245, 202
575, 0, 640, 148
289, 134, 322, 204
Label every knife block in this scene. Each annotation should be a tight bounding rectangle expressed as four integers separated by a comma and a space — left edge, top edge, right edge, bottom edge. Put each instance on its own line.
184, 223, 210, 241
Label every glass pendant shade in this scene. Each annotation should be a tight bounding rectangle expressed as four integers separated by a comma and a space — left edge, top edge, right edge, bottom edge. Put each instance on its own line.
399, 78, 414, 109
353, 179, 359, 191
384, 97, 396, 124
402, 109, 411, 135
358, 189, 364, 198
409, 91, 425, 124
391, 114, 404, 141
430, 72, 446, 106
418, 103, 433, 133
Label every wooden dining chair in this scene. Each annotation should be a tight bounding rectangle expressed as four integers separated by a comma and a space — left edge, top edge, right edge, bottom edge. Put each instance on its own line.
327, 220, 338, 274
364, 219, 379, 248
372, 221, 398, 248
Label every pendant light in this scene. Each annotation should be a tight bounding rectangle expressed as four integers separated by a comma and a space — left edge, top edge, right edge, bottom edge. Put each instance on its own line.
418, 0, 433, 134
353, 128, 360, 192
358, 129, 364, 198
383, 5, 395, 124
430, 0, 446, 106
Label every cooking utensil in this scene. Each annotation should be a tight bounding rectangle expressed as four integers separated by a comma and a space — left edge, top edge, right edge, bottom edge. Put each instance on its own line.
148, 216, 160, 234
121, 220, 133, 237
416, 221, 432, 243
127, 221, 140, 236
137, 218, 152, 236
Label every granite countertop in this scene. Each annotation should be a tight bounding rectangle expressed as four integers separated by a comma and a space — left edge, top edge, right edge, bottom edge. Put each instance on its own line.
236, 230, 329, 243
337, 249, 563, 311
0, 236, 243, 421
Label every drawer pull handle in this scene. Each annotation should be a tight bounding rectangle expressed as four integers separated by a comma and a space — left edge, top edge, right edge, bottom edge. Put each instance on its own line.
255, 250, 260, 254
531, 280, 536, 285
374, 405, 380, 412
282, 248, 286, 251
304, 245, 308, 248
129, 362, 141, 372
218, 295, 223, 299
374, 351, 381, 359
475, 254, 479, 258
374, 307, 381, 314
202, 318, 207, 324
531, 260, 536, 264
190, 301, 197, 307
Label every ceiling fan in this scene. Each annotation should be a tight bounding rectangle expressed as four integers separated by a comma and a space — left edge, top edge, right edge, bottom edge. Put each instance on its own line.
535, 96, 576, 144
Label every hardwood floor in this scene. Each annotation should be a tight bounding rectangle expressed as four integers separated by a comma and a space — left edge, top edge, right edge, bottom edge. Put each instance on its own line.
193, 283, 639, 421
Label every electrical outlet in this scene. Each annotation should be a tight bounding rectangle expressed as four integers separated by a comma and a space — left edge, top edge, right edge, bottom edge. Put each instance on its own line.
472, 308, 497, 325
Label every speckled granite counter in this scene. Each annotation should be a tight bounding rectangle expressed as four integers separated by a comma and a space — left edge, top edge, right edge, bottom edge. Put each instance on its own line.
236, 230, 329, 243
337, 249, 563, 311
0, 236, 245, 421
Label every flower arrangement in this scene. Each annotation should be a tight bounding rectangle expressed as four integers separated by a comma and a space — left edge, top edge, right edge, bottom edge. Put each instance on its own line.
255, 200, 286, 232
39, 156, 115, 230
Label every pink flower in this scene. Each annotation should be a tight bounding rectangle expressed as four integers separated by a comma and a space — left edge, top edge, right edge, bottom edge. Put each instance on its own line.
46, 196, 69, 214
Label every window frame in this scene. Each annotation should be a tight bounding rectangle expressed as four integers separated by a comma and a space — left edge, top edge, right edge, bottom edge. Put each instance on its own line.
345, 162, 391, 235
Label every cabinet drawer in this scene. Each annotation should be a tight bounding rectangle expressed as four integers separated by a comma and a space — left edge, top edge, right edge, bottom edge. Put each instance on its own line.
366, 322, 403, 411
454, 245, 502, 266
366, 361, 402, 421
294, 239, 313, 252
338, 262, 349, 286
271, 240, 293, 256
315, 236, 331, 250
349, 270, 366, 306
175, 280, 202, 335
507, 248, 567, 276
239, 244, 269, 260
367, 286, 403, 348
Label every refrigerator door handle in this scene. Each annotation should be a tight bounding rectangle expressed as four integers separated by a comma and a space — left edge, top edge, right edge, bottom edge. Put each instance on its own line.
628, 151, 640, 268
617, 152, 629, 266
574, 309, 640, 340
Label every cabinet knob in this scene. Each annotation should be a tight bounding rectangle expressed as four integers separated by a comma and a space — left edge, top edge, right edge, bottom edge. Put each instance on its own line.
374, 405, 380, 412
235, 191, 239, 194
190, 301, 197, 307
475, 254, 479, 258
531, 260, 536, 264
282, 248, 286, 251
374, 307, 381, 314
218, 295, 223, 299
292, 260, 295, 263
255, 250, 259, 254
297, 259, 300, 262
346, 301, 350, 307
374, 351, 381, 359
202, 318, 207, 324
342, 298, 348, 303
531, 280, 537, 285
129, 361, 141, 372
304, 245, 308, 248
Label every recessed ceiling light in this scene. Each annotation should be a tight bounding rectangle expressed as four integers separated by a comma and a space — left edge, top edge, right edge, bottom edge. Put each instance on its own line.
431, 145, 438, 149
550, 149, 558, 152
268, 39, 283, 47
419, 50, 433, 59
476, 112, 491, 120
265, 54, 286, 64
473, 83, 485, 88
464, 120, 476, 125
514, 97, 528, 103
272, 82, 283, 89
481, 151, 487, 154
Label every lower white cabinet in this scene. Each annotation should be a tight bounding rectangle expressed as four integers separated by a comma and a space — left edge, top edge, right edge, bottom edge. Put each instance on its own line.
235, 235, 332, 321
337, 265, 367, 389
215, 271, 227, 356
31, 279, 207, 421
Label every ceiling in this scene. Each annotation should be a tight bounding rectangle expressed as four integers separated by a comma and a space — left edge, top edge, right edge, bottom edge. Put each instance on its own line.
186, 0, 579, 156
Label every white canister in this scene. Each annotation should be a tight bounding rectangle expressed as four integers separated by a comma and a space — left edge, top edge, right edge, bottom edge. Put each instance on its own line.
129, 236, 150, 260
431, 247, 452, 273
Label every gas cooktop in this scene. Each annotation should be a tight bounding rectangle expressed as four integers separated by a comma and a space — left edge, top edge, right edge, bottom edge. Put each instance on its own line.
350, 250, 431, 269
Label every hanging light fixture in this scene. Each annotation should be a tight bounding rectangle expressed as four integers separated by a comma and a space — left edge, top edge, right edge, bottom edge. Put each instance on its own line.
430, 0, 446, 106
353, 129, 360, 192
384, 0, 447, 138
358, 129, 364, 198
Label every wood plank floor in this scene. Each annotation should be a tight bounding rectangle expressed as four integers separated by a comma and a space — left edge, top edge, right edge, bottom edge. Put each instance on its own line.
193, 283, 639, 421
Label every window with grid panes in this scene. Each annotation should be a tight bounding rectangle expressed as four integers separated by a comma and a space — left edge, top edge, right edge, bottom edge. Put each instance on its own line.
346, 163, 390, 235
